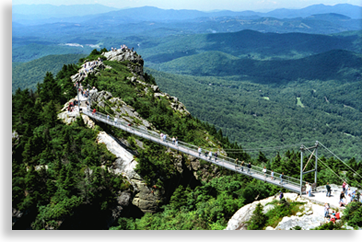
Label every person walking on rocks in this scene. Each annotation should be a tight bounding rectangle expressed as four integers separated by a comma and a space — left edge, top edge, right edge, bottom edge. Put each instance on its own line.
306, 182, 312, 197
324, 203, 330, 218
326, 182, 331, 197
342, 181, 347, 194
279, 191, 284, 200
198, 147, 202, 157
339, 191, 346, 207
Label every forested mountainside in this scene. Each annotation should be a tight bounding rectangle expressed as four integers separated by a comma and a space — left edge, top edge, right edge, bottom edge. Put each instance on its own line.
12, 49, 362, 230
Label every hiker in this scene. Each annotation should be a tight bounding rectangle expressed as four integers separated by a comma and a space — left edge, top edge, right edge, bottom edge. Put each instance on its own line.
247, 162, 251, 173
279, 191, 284, 200
205, 150, 208, 158
107, 114, 110, 121
175, 137, 178, 146
198, 147, 202, 157
326, 182, 331, 197
114, 117, 118, 125
172, 136, 175, 145
160, 133, 163, 140
346, 194, 353, 205
92, 109, 96, 115
324, 203, 330, 218
271, 170, 274, 180
345, 183, 349, 194
235, 158, 239, 169
306, 182, 313, 197
339, 191, 346, 207
163, 134, 167, 142
342, 181, 347, 194
209, 151, 212, 160
280, 172, 284, 184
263, 166, 267, 178
240, 161, 244, 172
214, 152, 218, 162
347, 187, 352, 197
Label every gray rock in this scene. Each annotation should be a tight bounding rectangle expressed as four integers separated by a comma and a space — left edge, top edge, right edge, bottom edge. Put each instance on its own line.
151, 85, 160, 92
117, 191, 132, 207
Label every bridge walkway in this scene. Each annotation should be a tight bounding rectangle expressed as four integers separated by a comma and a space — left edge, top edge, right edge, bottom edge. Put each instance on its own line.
82, 109, 306, 194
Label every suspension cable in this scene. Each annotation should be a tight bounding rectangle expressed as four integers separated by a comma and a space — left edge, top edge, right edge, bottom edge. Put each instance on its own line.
318, 142, 362, 180
304, 148, 346, 183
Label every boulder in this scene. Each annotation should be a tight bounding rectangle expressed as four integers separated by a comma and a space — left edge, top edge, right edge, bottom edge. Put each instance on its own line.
131, 179, 164, 213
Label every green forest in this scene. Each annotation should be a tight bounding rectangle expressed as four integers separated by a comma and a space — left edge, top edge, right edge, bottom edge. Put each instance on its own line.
12, 49, 362, 230
12, 54, 87, 92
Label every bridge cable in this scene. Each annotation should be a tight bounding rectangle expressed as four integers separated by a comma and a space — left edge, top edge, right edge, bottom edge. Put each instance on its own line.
303, 147, 345, 183
319, 142, 362, 180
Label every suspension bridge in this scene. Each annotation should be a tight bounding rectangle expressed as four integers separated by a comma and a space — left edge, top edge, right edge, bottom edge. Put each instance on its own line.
72, 87, 361, 198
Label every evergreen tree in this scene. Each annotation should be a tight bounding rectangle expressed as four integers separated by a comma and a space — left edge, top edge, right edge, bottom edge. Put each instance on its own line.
247, 203, 267, 230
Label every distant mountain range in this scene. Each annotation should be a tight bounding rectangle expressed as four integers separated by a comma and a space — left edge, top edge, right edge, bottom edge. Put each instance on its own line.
12, 3, 362, 26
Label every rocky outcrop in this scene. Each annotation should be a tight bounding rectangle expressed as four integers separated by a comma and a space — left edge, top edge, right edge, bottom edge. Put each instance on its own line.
225, 193, 327, 230
226, 191, 362, 230
103, 48, 144, 75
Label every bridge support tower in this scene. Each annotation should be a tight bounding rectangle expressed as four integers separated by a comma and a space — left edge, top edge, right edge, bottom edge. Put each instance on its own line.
300, 141, 319, 195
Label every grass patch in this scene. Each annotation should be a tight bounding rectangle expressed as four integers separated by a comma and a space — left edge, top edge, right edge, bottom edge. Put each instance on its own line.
264, 199, 306, 228
296, 97, 305, 108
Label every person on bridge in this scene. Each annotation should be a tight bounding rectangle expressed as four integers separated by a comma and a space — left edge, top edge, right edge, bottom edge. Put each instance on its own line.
240, 161, 244, 172
160, 133, 163, 140
107, 114, 110, 121
205, 150, 208, 158
247, 162, 251, 173
198, 147, 202, 157
92, 109, 96, 115
263, 166, 267, 178
280, 173, 284, 184
175, 137, 178, 146
114, 117, 118, 125
271, 170, 274, 180
172, 136, 175, 145
214, 152, 218, 162
209, 151, 212, 160
235, 158, 239, 169
163, 134, 167, 142
326, 182, 331, 197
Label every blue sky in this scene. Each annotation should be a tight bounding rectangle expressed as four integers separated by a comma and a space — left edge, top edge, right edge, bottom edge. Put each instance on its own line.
12, 0, 362, 11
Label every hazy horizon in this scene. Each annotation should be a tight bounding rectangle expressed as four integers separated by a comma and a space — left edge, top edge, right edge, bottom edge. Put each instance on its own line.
12, 0, 362, 12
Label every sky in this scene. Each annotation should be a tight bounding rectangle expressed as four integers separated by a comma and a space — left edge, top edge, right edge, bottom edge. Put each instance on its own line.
11, 0, 362, 11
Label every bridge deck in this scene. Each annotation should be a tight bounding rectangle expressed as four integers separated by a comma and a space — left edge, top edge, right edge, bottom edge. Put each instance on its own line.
83, 109, 303, 193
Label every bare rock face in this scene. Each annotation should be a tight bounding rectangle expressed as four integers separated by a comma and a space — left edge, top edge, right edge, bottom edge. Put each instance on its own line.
131, 178, 164, 213
103, 49, 144, 74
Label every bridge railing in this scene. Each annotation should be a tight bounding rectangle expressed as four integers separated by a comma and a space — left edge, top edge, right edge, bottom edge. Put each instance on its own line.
83, 109, 304, 189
